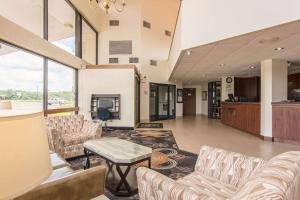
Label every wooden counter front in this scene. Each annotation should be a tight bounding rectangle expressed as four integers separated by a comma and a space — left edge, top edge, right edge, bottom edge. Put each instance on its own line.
273, 103, 300, 143
221, 102, 260, 136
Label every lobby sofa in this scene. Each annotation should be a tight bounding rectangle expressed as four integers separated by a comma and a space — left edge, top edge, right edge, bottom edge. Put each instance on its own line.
16, 152, 106, 200
137, 146, 300, 200
46, 114, 102, 159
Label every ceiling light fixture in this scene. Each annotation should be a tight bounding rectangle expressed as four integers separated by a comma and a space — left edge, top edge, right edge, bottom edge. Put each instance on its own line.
89, 0, 126, 14
186, 50, 192, 55
219, 64, 226, 67
249, 66, 256, 69
64, 23, 74, 29
274, 47, 284, 51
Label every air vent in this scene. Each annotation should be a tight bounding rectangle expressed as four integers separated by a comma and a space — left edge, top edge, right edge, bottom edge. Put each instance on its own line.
165, 30, 172, 37
109, 20, 119, 26
150, 60, 157, 66
129, 57, 139, 63
143, 21, 151, 29
109, 40, 132, 55
109, 58, 119, 64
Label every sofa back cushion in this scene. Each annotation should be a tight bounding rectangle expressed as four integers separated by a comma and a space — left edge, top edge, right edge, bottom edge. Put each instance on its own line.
232, 151, 300, 200
195, 146, 265, 188
45, 115, 84, 134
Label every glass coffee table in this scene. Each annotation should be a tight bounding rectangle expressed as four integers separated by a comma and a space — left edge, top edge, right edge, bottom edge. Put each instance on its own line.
83, 138, 152, 197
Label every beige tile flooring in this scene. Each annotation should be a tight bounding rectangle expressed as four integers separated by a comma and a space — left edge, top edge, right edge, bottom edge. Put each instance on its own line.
155, 115, 300, 160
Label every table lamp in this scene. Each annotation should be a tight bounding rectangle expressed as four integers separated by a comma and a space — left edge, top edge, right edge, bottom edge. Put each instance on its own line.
0, 100, 12, 109
0, 110, 52, 200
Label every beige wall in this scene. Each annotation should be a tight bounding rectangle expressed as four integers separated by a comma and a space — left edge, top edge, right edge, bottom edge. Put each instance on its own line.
78, 68, 135, 127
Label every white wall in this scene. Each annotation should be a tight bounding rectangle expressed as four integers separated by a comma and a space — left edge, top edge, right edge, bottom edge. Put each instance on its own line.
201, 82, 208, 116
221, 76, 234, 101
261, 59, 287, 137
169, 0, 300, 77
181, 0, 300, 50
78, 68, 135, 127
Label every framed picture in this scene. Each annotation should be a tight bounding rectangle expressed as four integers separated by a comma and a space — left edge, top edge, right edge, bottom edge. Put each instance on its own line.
177, 89, 183, 103
202, 91, 207, 101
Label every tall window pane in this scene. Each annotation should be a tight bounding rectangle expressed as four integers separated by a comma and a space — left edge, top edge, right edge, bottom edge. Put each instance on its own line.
0, 0, 43, 37
48, 60, 76, 109
48, 0, 76, 55
0, 43, 43, 110
82, 20, 97, 64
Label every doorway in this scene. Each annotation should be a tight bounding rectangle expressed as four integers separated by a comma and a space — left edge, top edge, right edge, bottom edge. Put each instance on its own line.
149, 83, 176, 121
183, 88, 196, 116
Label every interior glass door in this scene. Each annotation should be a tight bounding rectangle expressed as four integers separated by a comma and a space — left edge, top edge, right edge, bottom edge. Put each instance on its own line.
158, 85, 169, 120
150, 83, 158, 121
149, 83, 176, 121
169, 85, 176, 119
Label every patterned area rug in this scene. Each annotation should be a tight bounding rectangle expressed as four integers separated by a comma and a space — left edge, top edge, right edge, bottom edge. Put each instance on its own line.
68, 129, 197, 199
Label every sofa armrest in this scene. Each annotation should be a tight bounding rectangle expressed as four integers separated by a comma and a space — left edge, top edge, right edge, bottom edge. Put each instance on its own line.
137, 167, 199, 200
51, 129, 65, 158
82, 120, 102, 138
195, 146, 265, 188
16, 166, 106, 200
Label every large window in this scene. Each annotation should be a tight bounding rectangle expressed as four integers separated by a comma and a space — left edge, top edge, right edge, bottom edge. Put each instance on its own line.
48, 0, 76, 55
48, 60, 76, 109
0, 0, 44, 37
82, 19, 97, 64
0, 43, 44, 110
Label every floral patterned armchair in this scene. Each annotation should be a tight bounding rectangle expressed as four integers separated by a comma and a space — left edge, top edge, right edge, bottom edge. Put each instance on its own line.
45, 114, 102, 159
137, 146, 300, 200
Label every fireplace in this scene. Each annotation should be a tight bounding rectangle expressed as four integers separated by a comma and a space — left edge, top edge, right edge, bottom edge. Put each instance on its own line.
91, 94, 120, 120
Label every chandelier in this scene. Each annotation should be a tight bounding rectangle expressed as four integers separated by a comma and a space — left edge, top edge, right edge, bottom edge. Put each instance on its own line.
89, 0, 126, 14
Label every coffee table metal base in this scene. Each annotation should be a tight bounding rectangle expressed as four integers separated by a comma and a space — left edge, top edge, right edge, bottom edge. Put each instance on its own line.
84, 148, 151, 197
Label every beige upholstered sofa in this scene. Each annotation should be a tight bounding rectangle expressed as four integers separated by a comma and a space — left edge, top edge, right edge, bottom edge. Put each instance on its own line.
137, 146, 300, 200
45, 115, 102, 159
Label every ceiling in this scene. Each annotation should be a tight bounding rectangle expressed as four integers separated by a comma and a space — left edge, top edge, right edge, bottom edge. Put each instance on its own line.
171, 20, 300, 84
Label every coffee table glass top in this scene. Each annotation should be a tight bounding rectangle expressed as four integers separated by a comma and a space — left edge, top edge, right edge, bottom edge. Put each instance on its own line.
83, 138, 152, 163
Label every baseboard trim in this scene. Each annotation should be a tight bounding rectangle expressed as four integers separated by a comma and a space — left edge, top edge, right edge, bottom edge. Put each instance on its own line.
260, 136, 274, 142
273, 138, 300, 145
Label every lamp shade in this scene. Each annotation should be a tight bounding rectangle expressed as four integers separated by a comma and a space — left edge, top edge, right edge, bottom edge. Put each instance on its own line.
0, 101, 12, 110
0, 110, 52, 200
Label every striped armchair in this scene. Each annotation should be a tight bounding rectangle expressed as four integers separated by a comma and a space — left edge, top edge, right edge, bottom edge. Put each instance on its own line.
45, 115, 102, 159
137, 146, 300, 200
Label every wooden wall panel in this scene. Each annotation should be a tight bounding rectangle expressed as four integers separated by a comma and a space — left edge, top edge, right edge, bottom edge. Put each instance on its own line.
222, 102, 260, 136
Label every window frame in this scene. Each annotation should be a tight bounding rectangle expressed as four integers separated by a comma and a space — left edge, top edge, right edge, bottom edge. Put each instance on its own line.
0, 0, 98, 112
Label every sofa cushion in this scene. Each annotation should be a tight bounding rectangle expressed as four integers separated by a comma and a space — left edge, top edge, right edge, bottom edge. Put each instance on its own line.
232, 151, 300, 200
177, 172, 237, 199
44, 167, 74, 183
195, 146, 265, 188
62, 132, 96, 146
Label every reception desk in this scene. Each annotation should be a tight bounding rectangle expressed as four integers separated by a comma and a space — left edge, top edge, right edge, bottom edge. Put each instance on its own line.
273, 102, 300, 143
221, 102, 260, 136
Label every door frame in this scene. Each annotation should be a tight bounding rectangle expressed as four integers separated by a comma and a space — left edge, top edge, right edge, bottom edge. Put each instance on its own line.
149, 82, 176, 121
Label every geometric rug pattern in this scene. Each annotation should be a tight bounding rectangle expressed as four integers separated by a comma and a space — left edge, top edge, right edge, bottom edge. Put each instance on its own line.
68, 129, 198, 199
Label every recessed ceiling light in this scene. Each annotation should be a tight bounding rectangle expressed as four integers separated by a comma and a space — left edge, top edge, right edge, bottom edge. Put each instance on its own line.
219, 64, 226, 67
274, 47, 284, 51
186, 50, 192, 55
64, 23, 74, 29
258, 37, 280, 44
249, 66, 256, 69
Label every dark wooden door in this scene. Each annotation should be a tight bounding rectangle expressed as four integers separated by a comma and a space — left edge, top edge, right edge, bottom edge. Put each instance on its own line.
183, 88, 196, 115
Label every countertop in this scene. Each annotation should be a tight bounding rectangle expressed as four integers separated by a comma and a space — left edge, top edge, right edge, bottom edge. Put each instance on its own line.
272, 101, 300, 105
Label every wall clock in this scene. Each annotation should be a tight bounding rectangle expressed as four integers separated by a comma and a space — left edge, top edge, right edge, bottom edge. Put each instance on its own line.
226, 77, 233, 83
